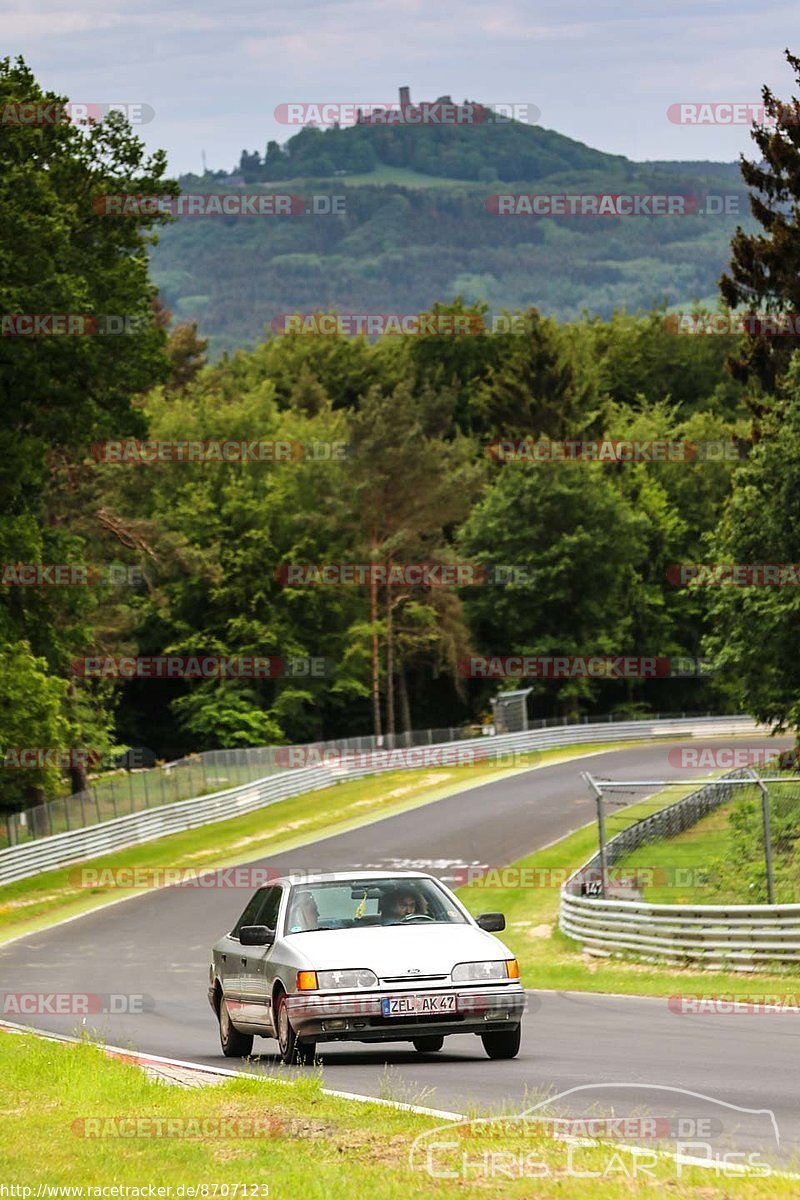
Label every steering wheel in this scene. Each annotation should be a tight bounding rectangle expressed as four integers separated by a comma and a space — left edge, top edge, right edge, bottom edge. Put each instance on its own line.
401, 913, 435, 923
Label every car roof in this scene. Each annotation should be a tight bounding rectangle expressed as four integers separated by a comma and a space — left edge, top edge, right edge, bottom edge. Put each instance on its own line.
276, 870, 437, 888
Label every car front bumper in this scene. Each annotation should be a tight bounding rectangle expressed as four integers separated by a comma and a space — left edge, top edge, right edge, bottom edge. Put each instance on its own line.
284, 984, 526, 1043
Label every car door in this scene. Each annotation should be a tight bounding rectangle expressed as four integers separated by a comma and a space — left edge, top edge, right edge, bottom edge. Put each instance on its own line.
238, 885, 283, 1030
221, 887, 267, 1020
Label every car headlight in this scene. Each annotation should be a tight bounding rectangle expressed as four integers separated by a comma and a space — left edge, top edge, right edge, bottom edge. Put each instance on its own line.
452, 960, 517, 982
316, 969, 378, 990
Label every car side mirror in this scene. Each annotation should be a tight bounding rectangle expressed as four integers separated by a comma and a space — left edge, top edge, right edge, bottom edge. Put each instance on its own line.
239, 925, 275, 946
476, 912, 505, 932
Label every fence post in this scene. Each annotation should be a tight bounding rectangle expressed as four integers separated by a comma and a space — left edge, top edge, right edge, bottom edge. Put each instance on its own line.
584, 771, 608, 898
751, 769, 775, 905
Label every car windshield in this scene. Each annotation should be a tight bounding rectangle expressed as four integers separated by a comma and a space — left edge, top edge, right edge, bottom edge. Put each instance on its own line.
284, 877, 469, 934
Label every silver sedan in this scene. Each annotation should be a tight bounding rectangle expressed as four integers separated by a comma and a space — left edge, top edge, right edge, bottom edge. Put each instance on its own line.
208, 870, 526, 1064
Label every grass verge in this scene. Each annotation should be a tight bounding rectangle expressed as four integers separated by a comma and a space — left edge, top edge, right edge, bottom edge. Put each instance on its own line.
454, 800, 800, 997
0, 1031, 792, 1196
615, 798, 740, 904
0, 741, 628, 945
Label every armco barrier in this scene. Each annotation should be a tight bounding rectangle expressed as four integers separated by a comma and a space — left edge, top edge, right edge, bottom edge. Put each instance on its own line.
0, 715, 760, 886
560, 766, 800, 966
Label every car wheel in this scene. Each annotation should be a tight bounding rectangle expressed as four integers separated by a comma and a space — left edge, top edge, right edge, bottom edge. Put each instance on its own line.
219, 996, 254, 1057
481, 1025, 521, 1060
412, 1035, 444, 1052
275, 990, 316, 1065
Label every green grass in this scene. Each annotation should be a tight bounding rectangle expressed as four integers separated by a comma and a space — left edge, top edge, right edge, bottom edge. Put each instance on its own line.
0, 742, 631, 945
613, 797, 741, 904
0, 1032, 793, 1195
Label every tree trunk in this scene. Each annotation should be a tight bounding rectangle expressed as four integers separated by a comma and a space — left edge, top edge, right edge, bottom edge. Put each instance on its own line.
25, 785, 47, 837
67, 680, 88, 794
385, 574, 395, 744
398, 666, 412, 744
369, 541, 382, 739
69, 762, 88, 795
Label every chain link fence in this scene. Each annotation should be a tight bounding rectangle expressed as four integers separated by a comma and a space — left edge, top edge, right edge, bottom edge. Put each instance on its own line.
1, 709, 732, 849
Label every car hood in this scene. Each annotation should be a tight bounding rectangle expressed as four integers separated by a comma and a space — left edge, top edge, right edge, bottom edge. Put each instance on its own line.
283, 923, 514, 977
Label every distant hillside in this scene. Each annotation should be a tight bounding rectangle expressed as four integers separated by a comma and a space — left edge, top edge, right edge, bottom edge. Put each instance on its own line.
234, 95, 628, 184
150, 95, 752, 356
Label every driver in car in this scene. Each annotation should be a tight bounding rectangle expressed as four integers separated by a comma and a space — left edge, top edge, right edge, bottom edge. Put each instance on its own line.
379, 887, 425, 923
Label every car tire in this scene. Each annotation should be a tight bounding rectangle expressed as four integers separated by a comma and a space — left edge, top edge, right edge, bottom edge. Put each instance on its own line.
275, 990, 316, 1065
219, 996, 254, 1057
412, 1036, 444, 1053
481, 1025, 521, 1060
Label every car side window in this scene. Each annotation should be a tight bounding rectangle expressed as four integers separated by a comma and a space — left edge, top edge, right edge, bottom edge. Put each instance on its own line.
231, 889, 265, 938
256, 886, 282, 931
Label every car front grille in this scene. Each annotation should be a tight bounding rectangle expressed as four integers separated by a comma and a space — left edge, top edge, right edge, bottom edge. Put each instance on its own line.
380, 973, 450, 983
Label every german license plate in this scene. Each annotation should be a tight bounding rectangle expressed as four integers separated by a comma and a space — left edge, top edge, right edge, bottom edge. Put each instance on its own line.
381, 994, 457, 1017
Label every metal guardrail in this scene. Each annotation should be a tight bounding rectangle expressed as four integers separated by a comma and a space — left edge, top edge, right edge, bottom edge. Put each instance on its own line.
3, 709, 731, 848
560, 767, 800, 966
0, 714, 759, 886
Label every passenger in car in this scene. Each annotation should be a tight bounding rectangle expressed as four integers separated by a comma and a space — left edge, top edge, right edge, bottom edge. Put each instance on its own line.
288, 890, 320, 932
